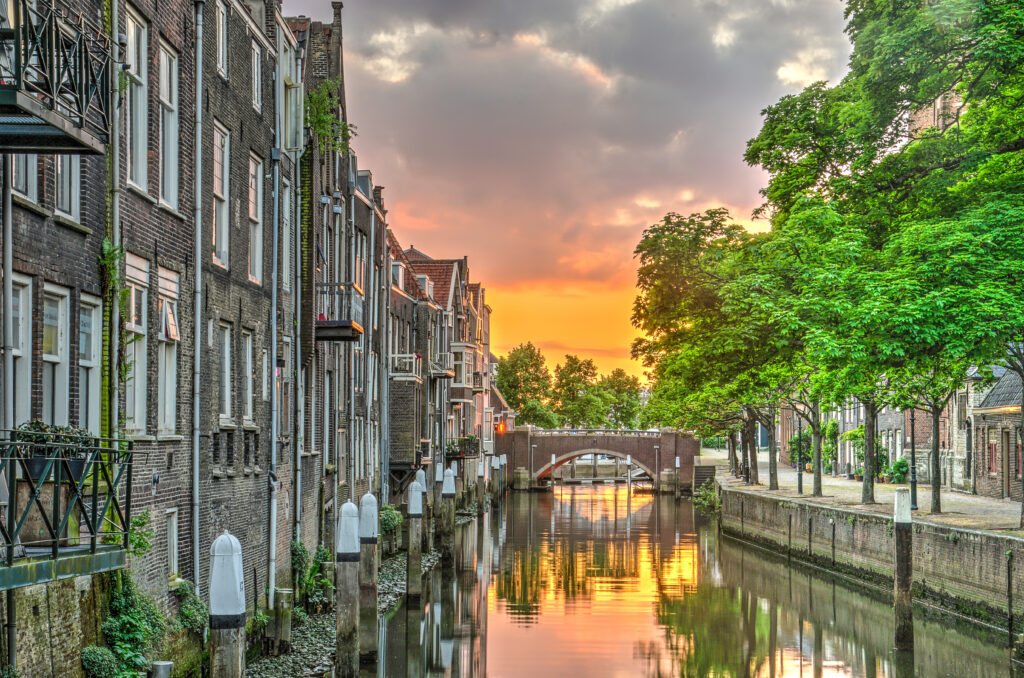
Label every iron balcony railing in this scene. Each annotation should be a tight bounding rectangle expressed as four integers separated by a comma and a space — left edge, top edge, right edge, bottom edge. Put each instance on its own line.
0, 430, 134, 590
0, 0, 112, 152
314, 282, 364, 342
390, 353, 422, 381
471, 371, 485, 392
445, 436, 480, 459
429, 352, 454, 378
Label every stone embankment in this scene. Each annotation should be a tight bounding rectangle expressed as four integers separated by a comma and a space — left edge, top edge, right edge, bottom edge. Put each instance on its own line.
718, 478, 1024, 632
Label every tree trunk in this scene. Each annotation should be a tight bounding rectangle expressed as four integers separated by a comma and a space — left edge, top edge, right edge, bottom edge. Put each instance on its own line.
747, 415, 760, 485
728, 432, 738, 476
767, 405, 779, 491
741, 429, 751, 484
811, 402, 823, 497
931, 404, 942, 514
862, 399, 876, 504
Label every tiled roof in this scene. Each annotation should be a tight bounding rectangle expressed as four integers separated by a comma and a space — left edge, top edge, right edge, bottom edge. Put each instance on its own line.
404, 246, 433, 262
467, 282, 480, 308
387, 230, 428, 301
979, 370, 1022, 410
409, 261, 456, 308
490, 385, 511, 413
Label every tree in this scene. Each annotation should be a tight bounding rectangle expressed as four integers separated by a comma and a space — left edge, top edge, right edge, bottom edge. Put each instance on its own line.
495, 342, 558, 428
598, 369, 642, 429
552, 355, 611, 428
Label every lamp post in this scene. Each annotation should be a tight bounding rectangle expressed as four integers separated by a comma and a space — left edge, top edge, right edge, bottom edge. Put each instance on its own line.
654, 444, 660, 492
910, 409, 918, 510
797, 412, 803, 495
531, 444, 537, 488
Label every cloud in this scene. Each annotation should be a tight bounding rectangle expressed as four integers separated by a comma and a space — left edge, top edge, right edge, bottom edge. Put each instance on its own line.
282, 0, 850, 374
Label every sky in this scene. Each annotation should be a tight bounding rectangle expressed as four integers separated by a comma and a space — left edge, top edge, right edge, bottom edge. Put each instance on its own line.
284, 0, 852, 380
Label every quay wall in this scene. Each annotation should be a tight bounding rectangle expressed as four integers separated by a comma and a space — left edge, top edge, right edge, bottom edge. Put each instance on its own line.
719, 484, 1024, 629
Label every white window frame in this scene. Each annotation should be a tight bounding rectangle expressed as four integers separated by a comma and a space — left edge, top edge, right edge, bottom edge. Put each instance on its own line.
166, 509, 179, 578
125, 254, 149, 434
125, 8, 148, 189
215, 0, 228, 77
41, 284, 69, 426
281, 180, 291, 291
248, 154, 263, 283
218, 323, 232, 422
79, 295, 102, 434
9, 275, 30, 426
55, 155, 80, 221
212, 121, 230, 267
251, 41, 262, 112
242, 330, 253, 422
261, 348, 269, 402
11, 154, 37, 202
158, 44, 179, 209
157, 267, 180, 435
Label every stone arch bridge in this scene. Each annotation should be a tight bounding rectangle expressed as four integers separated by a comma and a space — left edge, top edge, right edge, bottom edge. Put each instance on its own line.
494, 428, 700, 491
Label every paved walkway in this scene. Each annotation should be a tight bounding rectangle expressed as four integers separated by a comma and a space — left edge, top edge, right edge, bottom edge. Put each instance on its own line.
699, 448, 1024, 533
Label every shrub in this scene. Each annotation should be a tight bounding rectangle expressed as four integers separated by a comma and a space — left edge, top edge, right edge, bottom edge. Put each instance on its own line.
293, 606, 309, 627
303, 545, 334, 613
380, 505, 403, 535
173, 580, 208, 636
693, 479, 720, 517
887, 457, 909, 484
81, 646, 119, 678
101, 576, 165, 672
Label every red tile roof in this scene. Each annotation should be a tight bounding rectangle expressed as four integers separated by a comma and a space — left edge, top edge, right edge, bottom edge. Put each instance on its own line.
408, 261, 456, 309
387, 230, 428, 301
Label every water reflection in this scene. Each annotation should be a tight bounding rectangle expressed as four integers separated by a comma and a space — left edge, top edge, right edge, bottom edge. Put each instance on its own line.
373, 486, 1012, 677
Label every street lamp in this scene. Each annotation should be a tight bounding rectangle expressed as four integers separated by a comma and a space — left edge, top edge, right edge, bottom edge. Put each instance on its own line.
910, 409, 918, 510
797, 412, 803, 495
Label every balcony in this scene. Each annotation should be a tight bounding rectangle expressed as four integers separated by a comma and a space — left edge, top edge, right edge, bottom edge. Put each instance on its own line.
0, 0, 112, 154
445, 435, 480, 461
315, 283, 363, 342
0, 430, 134, 591
391, 353, 422, 382
472, 371, 485, 393
429, 352, 455, 379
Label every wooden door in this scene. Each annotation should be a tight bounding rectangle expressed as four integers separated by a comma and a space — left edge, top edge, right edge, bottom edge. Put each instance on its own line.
1003, 430, 1011, 497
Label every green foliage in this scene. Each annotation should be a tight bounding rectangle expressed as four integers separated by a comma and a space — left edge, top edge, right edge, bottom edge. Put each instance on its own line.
380, 504, 402, 535
173, 580, 208, 636
292, 606, 308, 627
0, 666, 19, 678
552, 354, 612, 428
598, 368, 643, 429
81, 646, 120, 678
127, 509, 154, 557
303, 545, 334, 613
291, 538, 311, 591
495, 342, 558, 427
304, 79, 355, 154
693, 480, 721, 517
887, 458, 910, 484
787, 431, 811, 466
101, 576, 166, 673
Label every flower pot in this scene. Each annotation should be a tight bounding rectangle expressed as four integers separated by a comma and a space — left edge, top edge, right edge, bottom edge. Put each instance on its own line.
24, 455, 87, 483
854, 474, 863, 481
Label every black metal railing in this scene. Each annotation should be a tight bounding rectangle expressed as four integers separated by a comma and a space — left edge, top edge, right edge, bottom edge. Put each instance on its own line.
0, 0, 112, 146
0, 430, 133, 564
446, 436, 480, 459
314, 282, 364, 341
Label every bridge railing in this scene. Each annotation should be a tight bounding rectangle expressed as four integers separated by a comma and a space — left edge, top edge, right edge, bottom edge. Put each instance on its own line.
530, 429, 661, 437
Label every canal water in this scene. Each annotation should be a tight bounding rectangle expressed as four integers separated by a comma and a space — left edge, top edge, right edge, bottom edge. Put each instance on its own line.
371, 485, 1012, 677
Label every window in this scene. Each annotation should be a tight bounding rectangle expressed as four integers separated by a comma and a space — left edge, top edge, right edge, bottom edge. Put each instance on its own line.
218, 324, 232, 420
281, 181, 291, 291
125, 9, 148, 188
453, 350, 464, 385
215, 1, 227, 76
11, 155, 37, 201
212, 122, 230, 265
248, 155, 263, 283
9, 276, 30, 426
166, 510, 179, 578
41, 286, 69, 426
354, 232, 366, 290
988, 428, 997, 474
279, 338, 292, 433
159, 45, 179, 208
157, 268, 180, 434
251, 41, 261, 111
125, 254, 149, 433
55, 155, 80, 221
242, 331, 253, 421
262, 349, 268, 401
79, 296, 101, 434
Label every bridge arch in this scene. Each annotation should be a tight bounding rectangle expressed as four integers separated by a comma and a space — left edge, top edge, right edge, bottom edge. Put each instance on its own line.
533, 448, 655, 481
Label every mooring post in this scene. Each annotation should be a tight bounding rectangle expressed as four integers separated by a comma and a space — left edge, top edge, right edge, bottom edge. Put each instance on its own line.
416, 468, 432, 553
209, 531, 245, 678
894, 488, 913, 652
550, 453, 556, 491
408, 480, 424, 599
500, 455, 507, 492
674, 454, 681, 501
441, 469, 457, 566
477, 458, 486, 512
358, 494, 378, 664
490, 455, 500, 499
451, 460, 462, 507
335, 501, 360, 677
433, 461, 444, 541
626, 454, 632, 494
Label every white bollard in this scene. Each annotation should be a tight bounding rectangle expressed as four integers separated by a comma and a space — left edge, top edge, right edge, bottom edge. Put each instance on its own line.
209, 531, 245, 678
358, 493, 378, 663
335, 501, 360, 676
408, 481, 424, 598
440, 469, 457, 565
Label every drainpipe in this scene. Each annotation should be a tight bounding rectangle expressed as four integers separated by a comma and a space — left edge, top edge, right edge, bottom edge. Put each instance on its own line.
3, 154, 13, 670
292, 52, 304, 541
348, 196, 355, 502
267, 66, 281, 610
191, 0, 205, 597
365, 209, 375, 498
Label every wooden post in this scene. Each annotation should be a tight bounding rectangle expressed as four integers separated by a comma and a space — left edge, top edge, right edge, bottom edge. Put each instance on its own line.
440, 469, 456, 566
407, 481, 423, 599
335, 501, 360, 677
209, 531, 245, 678
358, 494, 378, 664
674, 455, 681, 501
894, 488, 913, 652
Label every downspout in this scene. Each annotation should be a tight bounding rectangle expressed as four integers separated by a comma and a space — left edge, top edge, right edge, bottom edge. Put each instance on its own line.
191, 0, 205, 597
3, 154, 13, 669
365, 209, 375, 497
347, 195, 355, 501
292, 52, 304, 541
267, 66, 282, 610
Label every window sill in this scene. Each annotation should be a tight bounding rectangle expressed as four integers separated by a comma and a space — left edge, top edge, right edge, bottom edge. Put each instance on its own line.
212, 258, 229, 271
12, 194, 49, 218
218, 419, 237, 430
127, 183, 157, 204
248, 276, 263, 286
128, 433, 155, 442
242, 421, 258, 432
157, 433, 184, 442
53, 213, 90, 235
157, 201, 186, 221
243, 466, 253, 475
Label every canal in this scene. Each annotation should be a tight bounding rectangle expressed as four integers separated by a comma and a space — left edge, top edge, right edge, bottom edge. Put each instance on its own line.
372, 485, 1012, 677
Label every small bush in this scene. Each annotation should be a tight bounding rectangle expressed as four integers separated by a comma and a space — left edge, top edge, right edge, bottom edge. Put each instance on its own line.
693, 479, 721, 517
887, 458, 909, 484
173, 580, 208, 636
0, 665, 20, 678
303, 545, 335, 613
81, 645, 119, 678
380, 505, 402, 535
101, 576, 166, 672
292, 606, 308, 627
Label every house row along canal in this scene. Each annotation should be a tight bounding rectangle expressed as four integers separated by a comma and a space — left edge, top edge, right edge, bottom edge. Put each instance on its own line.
361, 485, 1012, 677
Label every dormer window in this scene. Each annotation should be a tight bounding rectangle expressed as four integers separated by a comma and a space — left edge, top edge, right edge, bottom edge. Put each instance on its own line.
392, 262, 404, 288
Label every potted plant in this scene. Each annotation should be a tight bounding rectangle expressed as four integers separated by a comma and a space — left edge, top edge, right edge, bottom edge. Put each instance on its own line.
16, 421, 92, 483
854, 467, 863, 481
